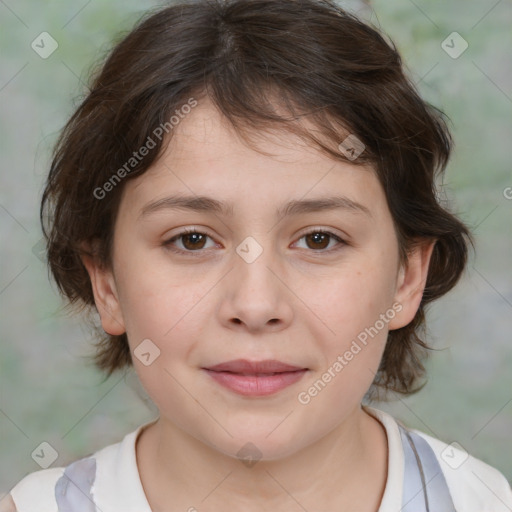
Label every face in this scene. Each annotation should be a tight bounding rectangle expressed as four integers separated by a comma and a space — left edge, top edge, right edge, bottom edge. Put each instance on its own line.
85, 98, 433, 461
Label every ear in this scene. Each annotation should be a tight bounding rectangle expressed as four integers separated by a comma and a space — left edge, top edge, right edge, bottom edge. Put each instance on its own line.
388, 239, 436, 330
81, 246, 126, 336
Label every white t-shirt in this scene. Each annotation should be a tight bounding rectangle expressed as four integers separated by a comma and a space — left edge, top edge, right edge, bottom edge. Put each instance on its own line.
7, 406, 512, 511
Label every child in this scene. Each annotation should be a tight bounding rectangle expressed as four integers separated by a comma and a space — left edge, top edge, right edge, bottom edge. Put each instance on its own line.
4, 0, 511, 510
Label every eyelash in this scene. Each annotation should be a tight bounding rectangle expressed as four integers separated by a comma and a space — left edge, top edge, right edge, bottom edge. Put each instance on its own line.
162, 227, 347, 256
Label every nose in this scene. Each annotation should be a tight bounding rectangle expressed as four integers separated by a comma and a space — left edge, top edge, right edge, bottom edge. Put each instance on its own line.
217, 239, 294, 334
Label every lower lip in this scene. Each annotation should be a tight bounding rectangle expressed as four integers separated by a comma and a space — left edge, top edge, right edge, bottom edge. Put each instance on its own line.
203, 369, 307, 396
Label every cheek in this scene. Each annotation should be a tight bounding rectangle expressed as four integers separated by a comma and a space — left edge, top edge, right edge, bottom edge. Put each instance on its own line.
295, 270, 393, 407
117, 265, 209, 413
293, 258, 397, 406
299, 258, 397, 342
114, 249, 209, 354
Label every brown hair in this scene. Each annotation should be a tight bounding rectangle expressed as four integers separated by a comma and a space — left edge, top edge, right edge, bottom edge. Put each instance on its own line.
41, 0, 473, 397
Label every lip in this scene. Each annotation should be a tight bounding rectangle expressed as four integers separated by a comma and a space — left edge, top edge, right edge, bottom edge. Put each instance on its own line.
202, 359, 308, 397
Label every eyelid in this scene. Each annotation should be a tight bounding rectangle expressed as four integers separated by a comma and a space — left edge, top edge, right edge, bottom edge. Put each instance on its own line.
164, 226, 215, 240
295, 225, 347, 240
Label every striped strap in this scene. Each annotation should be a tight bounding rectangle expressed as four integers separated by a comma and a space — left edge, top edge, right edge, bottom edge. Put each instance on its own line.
399, 424, 456, 512
54, 457, 96, 512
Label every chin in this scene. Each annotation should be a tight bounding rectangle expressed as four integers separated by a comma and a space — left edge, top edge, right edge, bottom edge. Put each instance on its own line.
208, 426, 307, 464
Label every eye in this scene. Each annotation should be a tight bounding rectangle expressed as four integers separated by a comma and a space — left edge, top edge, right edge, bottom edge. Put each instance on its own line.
163, 228, 217, 253
163, 227, 346, 255
293, 229, 346, 252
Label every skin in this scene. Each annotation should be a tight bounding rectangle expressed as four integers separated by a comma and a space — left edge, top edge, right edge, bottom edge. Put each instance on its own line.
0, 496, 15, 512
80, 98, 435, 511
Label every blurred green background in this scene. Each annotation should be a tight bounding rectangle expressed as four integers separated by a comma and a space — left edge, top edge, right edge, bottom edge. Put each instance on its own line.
1, 0, 511, 495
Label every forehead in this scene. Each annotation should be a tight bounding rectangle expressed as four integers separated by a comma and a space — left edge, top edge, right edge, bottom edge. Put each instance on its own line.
165, 97, 351, 164
123, 98, 385, 219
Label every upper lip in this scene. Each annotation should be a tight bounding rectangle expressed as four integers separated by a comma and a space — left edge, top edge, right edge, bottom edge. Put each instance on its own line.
203, 359, 306, 374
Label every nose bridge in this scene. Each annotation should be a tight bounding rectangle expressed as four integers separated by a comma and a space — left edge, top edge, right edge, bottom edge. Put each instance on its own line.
233, 234, 280, 294
219, 233, 293, 331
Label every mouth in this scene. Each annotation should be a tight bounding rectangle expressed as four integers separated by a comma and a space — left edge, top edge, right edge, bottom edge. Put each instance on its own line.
202, 359, 308, 397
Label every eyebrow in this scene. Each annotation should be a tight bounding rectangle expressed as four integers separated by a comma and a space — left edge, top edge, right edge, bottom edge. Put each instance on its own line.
138, 194, 372, 220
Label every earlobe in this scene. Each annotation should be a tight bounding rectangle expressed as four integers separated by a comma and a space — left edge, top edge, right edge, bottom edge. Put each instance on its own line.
81, 252, 126, 336
388, 240, 436, 330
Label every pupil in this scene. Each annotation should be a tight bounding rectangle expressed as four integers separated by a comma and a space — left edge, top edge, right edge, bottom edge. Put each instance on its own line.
308, 232, 328, 249
184, 233, 205, 249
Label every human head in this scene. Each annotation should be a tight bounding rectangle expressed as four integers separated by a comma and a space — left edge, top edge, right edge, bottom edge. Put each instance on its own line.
41, 0, 473, 400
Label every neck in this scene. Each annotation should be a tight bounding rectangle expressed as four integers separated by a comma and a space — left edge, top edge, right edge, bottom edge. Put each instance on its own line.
136, 406, 388, 511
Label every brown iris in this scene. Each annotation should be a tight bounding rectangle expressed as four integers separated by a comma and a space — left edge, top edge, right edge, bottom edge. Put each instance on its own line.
181, 232, 207, 250
305, 232, 330, 250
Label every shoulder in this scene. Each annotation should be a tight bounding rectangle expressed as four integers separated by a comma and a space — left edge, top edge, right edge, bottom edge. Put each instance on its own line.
364, 406, 512, 512
8, 423, 152, 512
8, 467, 64, 512
412, 428, 512, 511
